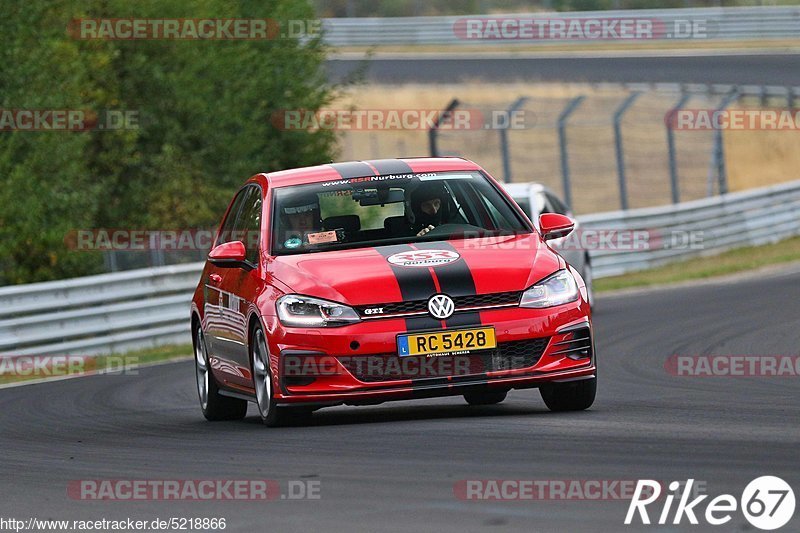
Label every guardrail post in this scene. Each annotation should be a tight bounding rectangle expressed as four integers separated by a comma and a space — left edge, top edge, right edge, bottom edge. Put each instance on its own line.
712, 88, 739, 195
499, 97, 528, 183
666, 91, 691, 204
614, 92, 642, 210
428, 99, 460, 157
557, 96, 584, 210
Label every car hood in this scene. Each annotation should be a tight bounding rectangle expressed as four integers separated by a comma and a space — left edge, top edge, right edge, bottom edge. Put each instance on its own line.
269, 234, 561, 306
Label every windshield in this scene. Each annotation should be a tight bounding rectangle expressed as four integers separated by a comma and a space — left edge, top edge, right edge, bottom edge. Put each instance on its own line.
271, 171, 531, 255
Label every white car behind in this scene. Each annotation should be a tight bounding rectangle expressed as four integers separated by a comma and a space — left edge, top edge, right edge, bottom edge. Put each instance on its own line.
502, 182, 594, 307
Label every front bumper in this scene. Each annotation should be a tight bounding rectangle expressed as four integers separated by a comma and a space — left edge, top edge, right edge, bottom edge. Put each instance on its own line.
263, 302, 595, 405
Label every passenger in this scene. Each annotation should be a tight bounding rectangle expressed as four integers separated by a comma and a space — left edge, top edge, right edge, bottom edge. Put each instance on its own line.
279, 192, 321, 249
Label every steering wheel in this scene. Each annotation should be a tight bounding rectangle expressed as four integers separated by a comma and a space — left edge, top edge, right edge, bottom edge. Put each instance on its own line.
423, 223, 486, 238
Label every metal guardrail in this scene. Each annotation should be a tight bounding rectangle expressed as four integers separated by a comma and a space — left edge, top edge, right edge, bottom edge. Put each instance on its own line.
0, 263, 202, 356
1, 179, 799, 356
322, 6, 800, 46
581, 180, 800, 278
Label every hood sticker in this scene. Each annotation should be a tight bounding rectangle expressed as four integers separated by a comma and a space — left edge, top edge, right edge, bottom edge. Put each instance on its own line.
386, 249, 460, 268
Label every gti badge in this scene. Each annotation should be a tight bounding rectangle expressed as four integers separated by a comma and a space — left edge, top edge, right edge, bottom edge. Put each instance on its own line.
428, 294, 455, 319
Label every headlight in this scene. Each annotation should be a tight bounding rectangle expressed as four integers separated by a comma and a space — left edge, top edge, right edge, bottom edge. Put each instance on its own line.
276, 294, 361, 328
520, 270, 579, 308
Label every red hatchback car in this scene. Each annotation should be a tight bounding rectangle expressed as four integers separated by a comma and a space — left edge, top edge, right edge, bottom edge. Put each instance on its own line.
191, 157, 596, 426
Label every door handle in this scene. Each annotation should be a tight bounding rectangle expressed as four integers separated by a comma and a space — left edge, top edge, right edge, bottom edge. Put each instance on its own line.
208, 273, 222, 285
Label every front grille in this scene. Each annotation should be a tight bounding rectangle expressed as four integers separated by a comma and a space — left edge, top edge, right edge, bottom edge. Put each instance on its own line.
479, 336, 550, 371
363, 300, 427, 315
452, 291, 521, 308
356, 291, 521, 318
338, 337, 550, 383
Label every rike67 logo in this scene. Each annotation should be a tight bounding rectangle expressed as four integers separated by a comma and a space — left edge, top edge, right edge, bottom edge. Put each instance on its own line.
626, 477, 795, 530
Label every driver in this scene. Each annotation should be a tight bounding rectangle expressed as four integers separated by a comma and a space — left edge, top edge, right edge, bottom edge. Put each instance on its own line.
408, 181, 450, 237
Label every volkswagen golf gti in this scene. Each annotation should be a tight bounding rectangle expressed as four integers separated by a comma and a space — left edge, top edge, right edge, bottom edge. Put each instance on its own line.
191, 157, 596, 426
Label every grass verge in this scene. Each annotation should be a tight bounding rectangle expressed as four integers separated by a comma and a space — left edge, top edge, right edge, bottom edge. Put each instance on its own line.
0, 344, 192, 386
595, 235, 800, 292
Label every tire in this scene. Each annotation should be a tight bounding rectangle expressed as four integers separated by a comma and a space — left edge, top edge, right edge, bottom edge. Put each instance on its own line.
539, 377, 597, 412
464, 390, 508, 406
251, 325, 312, 427
194, 324, 247, 421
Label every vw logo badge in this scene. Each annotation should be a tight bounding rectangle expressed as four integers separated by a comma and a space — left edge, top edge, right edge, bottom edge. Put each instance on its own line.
428, 294, 455, 320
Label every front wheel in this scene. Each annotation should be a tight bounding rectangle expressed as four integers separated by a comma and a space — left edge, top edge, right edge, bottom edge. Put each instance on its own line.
252, 325, 312, 427
194, 325, 247, 421
539, 377, 596, 412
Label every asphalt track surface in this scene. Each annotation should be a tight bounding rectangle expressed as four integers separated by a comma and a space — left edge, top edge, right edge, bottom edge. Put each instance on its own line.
1, 266, 799, 532
326, 52, 800, 85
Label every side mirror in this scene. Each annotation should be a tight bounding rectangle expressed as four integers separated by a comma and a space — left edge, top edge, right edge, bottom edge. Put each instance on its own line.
208, 241, 250, 268
539, 213, 575, 241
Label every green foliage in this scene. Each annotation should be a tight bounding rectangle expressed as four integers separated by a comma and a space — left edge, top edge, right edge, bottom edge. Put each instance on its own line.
0, 0, 337, 285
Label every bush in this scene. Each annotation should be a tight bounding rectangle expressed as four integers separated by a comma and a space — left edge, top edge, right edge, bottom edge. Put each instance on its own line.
0, 0, 337, 285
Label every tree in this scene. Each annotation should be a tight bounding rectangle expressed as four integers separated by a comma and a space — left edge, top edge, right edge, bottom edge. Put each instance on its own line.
0, 0, 338, 284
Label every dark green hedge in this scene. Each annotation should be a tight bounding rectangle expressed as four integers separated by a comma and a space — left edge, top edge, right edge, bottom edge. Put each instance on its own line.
0, 0, 337, 285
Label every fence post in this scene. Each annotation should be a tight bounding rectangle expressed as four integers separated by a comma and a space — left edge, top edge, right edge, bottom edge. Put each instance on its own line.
712, 88, 739, 195
499, 97, 528, 183
149, 232, 165, 267
666, 91, 691, 204
557, 96, 585, 210
428, 98, 460, 157
614, 92, 642, 210
104, 251, 119, 273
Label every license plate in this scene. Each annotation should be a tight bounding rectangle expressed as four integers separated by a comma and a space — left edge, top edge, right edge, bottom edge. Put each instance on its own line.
397, 327, 496, 357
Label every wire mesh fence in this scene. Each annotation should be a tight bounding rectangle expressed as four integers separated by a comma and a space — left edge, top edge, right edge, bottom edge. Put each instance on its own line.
103, 82, 799, 271
430, 83, 798, 214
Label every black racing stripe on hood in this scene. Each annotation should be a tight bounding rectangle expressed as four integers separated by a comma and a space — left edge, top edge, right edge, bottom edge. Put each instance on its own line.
375, 244, 441, 332
367, 159, 414, 175
414, 241, 482, 328
328, 161, 376, 179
